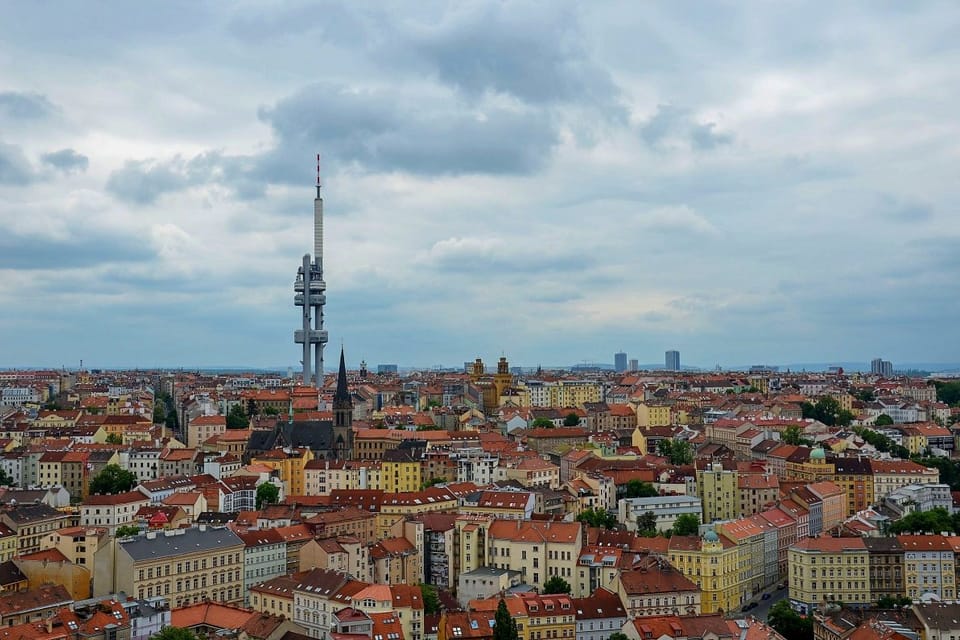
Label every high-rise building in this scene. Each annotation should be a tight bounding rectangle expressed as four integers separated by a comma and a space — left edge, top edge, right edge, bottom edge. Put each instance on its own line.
871, 358, 894, 377
665, 350, 681, 371
628, 359, 638, 372
614, 352, 627, 372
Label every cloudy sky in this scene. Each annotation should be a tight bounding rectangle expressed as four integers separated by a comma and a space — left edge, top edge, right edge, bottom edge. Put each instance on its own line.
2, 2, 959, 370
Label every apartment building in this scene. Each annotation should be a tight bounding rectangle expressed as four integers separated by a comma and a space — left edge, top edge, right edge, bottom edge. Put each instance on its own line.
94, 526, 245, 608
788, 537, 870, 614
900, 535, 956, 601
619, 495, 702, 534
81, 491, 151, 535
487, 520, 583, 596
237, 529, 287, 606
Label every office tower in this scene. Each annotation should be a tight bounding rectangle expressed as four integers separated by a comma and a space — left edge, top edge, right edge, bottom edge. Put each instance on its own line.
614, 352, 628, 372
665, 350, 681, 371
629, 359, 638, 372
293, 157, 329, 385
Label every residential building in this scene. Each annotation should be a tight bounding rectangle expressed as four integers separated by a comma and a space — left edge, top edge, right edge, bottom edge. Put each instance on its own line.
619, 496, 702, 534
696, 463, 738, 524
788, 537, 870, 614
81, 491, 151, 535
0, 503, 69, 556
94, 526, 245, 608
487, 520, 583, 596
900, 534, 956, 601
238, 529, 287, 606
668, 531, 744, 615
617, 558, 701, 617
572, 587, 628, 640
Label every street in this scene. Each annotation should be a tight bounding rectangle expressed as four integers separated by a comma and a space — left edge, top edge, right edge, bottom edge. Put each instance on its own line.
731, 586, 788, 621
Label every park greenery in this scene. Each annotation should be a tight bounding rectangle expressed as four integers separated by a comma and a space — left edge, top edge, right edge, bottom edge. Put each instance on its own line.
90, 464, 138, 495
531, 417, 555, 429
116, 524, 141, 538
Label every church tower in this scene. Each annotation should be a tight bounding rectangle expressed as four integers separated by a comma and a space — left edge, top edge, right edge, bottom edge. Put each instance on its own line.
332, 347, 353, 459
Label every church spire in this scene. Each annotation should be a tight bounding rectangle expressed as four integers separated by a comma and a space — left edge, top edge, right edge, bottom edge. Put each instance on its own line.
334, 347, 349, 404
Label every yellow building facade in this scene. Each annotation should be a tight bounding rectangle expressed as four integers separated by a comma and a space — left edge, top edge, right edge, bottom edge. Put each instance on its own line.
788, 537, 870, 613
696, 463, 739, 524
668, 531, 744, 614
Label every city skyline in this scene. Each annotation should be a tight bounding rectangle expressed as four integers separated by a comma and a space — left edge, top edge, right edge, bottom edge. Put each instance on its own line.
2, 4, 959, 368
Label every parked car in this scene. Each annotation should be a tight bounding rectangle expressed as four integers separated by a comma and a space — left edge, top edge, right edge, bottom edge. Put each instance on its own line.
762, 593, 771, 600
777, 582, 788, 590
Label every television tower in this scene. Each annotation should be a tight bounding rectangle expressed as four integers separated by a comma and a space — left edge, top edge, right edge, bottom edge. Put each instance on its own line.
294, 155, 329, 385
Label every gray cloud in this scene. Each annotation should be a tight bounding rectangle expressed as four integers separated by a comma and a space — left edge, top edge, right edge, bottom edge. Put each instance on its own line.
0, 141, 34, 185
408, 5, 621, 109
105, 152, 231, 204
41, 148, 89, 174
640, 104, 733, 151
257, 82, 559, 181
0, 230, 145, 269
0, 91, 57, 119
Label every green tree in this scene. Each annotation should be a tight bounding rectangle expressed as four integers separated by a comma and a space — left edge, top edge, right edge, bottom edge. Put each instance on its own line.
624, 480, 658, 498
780, 425, 813, 446
419, 583, 441, 614
636, 511, 659, 537
226, 404, 248, 429
657, 439, 693, 465
153, 404, 166, 424
934, 380, 960, 406
89, 464, 137, 495
543, 575, 572, 594
853, 388, 876, 402
263, 406, 280, 416
875, 414, 894, 426
563, 413, 581, 427
151, 628, 200, 640
493, 598, 519, 640
577, 508, 617, 530
802, 396, 853, 427
531, 417, 555, 429
768, 600, 813, 640
165, 410, 179, 431
256, 483, 280, 509
671, 513, 700, 536
609, 634, 629, 640
888, 506, 956, 534
116, 524, 140, 538
105, 433, 123, 445
0, 468, 15, 487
